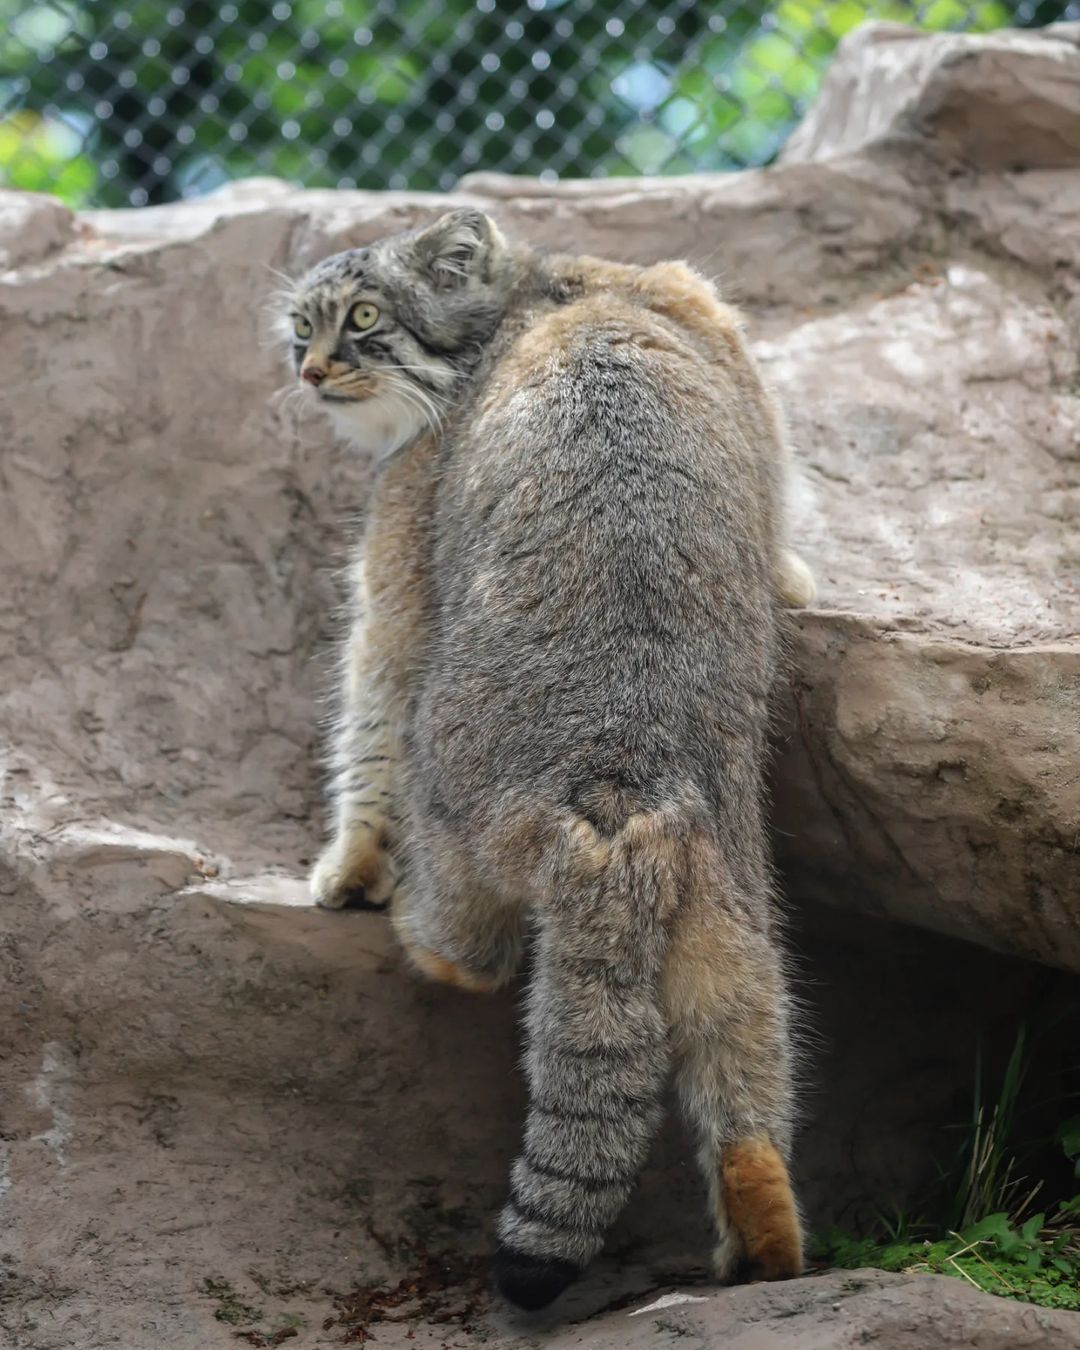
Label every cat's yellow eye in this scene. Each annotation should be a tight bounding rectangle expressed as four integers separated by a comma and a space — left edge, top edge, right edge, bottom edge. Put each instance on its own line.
292, 315, 312, 341
348, 302, 379, 332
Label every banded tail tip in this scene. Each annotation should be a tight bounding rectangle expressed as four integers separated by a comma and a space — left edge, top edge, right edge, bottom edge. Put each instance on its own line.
494, 1244, 580, 1310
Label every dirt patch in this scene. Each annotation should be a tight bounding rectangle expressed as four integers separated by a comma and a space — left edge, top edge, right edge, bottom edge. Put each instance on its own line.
325, 1247, 487, 1345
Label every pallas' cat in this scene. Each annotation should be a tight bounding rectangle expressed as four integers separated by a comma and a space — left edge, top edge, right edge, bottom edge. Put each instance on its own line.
278, 209, 813, 1310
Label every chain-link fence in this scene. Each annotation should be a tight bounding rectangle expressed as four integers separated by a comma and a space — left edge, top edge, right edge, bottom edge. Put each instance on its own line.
2, 0, 1077, 209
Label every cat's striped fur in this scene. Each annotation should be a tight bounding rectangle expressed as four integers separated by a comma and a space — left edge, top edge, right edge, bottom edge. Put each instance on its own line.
281, 210, 810, 1309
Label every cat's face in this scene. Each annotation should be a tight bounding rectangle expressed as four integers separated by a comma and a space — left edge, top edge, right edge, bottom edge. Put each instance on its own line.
279, 208, 509, 456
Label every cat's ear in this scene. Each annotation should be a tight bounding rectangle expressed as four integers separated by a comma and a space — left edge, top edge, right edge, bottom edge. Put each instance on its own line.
411, 209, 504, 290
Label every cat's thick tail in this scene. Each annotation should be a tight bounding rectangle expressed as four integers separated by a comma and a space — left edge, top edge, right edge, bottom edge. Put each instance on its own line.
494, 809, 683, 1311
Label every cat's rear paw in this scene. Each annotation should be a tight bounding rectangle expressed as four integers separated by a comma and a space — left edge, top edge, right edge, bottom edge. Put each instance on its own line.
398, 938, 499, 993
310, 831, 398, 911
721, 1137, 804, 1283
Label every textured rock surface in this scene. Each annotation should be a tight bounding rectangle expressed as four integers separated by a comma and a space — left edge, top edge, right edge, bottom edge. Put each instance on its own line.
545, 1272, 1080, 1348
0, 188, 75, 268
2, 22, 1079, 1350
3, 881, 1077, 1348
781, 21, 1080, 169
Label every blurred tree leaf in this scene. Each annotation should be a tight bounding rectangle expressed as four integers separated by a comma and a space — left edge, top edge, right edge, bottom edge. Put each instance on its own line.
0, 0, 1063, 207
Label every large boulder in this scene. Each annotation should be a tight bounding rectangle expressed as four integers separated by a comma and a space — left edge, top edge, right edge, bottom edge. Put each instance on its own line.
549, 1271, 1080, 1348
780, 20, 1080, 169
0, 189, 75, 269
3, 31, 1076, 971
1, 22, 1078, 1350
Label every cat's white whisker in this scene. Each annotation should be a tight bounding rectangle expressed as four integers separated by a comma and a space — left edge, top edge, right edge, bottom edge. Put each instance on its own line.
378, 363, 455, 378
262, 263, 298, 288
390, 376, 446, 438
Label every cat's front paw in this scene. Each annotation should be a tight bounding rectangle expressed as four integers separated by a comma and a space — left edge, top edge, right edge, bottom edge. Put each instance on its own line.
310, 827, 398, 911
774, 550, 815, 608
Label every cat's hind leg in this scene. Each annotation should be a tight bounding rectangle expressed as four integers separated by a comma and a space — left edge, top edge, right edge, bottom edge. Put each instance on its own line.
662, 893, 803, 1283
390, 827, 526, 993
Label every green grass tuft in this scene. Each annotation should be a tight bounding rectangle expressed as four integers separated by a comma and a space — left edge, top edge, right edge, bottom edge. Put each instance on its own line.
815, 1224, 1080, 1311
815, 1025, 1080, 1313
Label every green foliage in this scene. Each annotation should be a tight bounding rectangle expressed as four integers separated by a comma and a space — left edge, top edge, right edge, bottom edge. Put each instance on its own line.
1058, 1115, 1080, 1178
815, 1028, 1080, 1313
948, 1025, 1035, 1233
0, 109, 97, 198
817, 1221, 1080, 1310
0, 0, 1073, 208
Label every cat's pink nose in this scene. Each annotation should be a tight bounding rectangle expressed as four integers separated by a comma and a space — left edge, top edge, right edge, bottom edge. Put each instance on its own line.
302, 364, 325, 386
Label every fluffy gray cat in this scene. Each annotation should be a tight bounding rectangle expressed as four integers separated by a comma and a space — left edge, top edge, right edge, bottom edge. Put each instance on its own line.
278, 208, 813, 1310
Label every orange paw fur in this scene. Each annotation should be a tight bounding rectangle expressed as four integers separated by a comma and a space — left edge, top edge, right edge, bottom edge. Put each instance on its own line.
404, 944, 498, 993
721, 1137, 804, 1281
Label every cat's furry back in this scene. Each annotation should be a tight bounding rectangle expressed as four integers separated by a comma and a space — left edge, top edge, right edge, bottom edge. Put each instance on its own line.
283, 211, 808, 1310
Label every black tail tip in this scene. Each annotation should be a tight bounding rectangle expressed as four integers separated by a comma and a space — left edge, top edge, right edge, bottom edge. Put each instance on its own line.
493, 1244, 580, 1311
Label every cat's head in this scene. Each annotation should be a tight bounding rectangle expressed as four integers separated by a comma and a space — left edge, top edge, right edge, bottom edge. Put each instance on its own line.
279, 208, 510, 456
